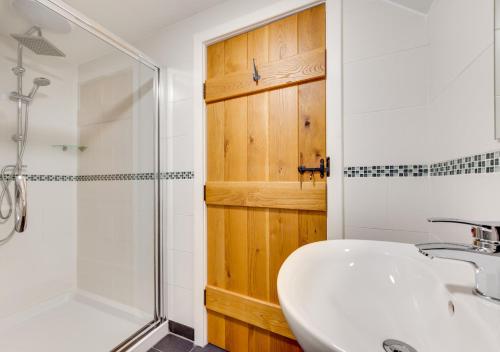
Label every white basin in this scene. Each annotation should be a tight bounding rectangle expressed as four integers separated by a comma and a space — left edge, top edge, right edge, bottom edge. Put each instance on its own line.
277, 240, 500, 352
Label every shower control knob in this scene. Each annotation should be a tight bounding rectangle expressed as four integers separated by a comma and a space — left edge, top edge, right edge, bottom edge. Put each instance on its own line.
11, 134, 24, 142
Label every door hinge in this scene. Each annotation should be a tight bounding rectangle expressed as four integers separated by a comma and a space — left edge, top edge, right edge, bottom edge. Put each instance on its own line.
203, 82, 206, 100
204, 289, 207, 306
203, 185, 206, 201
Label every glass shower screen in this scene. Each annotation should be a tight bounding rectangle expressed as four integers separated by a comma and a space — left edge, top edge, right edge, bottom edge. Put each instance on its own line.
0, 0, 162, 351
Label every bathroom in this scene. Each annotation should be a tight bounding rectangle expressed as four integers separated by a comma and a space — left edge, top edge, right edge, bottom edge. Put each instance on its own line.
0, 0, 498, 351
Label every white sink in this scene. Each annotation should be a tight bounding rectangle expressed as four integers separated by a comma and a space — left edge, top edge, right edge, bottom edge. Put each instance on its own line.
277, 240, 500, 352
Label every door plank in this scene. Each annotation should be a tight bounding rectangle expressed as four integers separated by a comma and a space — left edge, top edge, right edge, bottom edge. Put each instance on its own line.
205, 48, 325, 103
206, 99, 227, 345
298, 80, 326, 178
206, 285, 295, 340
224, 93, 250, 348
268, 14, 298, 62
269, 86, 299, 182
247, 26, 269, 68
207, 41, 225, 80
225, 33, 248, 74
299, 210, 327, 246
205, 181, 326, 211
298, 4, 326, 53
248, 93, 269, 179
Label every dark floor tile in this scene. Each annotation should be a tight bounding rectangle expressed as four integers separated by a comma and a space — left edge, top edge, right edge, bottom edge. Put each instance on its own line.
153, 334, 194, 352
200, 344, 226, 352
169, 320, 195, 341
190, 347, 203, 352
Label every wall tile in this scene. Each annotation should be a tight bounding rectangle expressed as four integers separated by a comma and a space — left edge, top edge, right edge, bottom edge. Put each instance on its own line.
173, 214, 194, 253
386, 178, 429, 232
171, 99, 194, 138
344, 178, 388, 229
345, 226, 429, 244
172, 179, 194, 216
428, 46, 497, 162
343, 0, 428, 62
428, 0, 494, 99
172, 134, 194, 171
344, 106, 428, 165
167, 284, 193, 327
344, 46, 428, 115
167, 249, 193, 289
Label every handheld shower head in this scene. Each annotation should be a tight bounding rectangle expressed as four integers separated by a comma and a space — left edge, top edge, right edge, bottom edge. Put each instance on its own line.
34, 77, 50, 87
28, 77, 50, 99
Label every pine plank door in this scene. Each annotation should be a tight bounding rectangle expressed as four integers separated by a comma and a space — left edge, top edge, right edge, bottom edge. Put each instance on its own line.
204, 5, 326, 351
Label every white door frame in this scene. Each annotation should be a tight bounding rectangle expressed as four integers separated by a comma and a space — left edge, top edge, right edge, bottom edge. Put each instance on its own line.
192, 0, 343, 345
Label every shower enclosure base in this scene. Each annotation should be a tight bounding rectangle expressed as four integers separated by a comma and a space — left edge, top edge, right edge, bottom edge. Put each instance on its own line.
0, 292, 150, 352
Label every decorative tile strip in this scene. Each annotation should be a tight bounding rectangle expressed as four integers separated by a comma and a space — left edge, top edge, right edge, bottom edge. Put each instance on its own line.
430, 151, 500, 176
160, 171, 194, 180
344, 165, 428, 178
0, 171, 195, 182
27, 174, 77, 182
76, 173, 156, 181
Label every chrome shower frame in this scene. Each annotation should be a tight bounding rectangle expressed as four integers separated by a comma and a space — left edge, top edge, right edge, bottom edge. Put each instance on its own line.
31, 0, 165, 351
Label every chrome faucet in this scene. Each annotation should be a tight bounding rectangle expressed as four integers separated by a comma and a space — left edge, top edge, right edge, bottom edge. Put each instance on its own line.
416, 218, 500, 302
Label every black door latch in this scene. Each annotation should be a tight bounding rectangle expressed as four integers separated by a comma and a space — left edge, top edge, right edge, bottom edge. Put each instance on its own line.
298, 157, 330, 178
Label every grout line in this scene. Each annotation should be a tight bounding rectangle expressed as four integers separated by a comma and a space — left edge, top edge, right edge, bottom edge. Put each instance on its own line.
343, 44, 429, 65
429, 42, 493, 104
344, 104, 427, 117
381, 0, 430, 17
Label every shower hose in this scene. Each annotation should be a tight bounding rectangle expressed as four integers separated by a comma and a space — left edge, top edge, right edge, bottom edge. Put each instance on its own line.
0, 104, 29, 245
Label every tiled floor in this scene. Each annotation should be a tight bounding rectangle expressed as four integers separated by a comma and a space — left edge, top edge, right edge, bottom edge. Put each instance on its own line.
149, 334, 225, 352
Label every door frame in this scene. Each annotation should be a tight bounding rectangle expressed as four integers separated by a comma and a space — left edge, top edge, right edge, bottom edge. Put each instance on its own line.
192, 0, 344, 346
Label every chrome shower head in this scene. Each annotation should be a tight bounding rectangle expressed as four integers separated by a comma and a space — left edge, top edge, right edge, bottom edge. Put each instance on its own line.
28, 77, 51, 99
11, 29, 65, 57
33, 77, 50, 87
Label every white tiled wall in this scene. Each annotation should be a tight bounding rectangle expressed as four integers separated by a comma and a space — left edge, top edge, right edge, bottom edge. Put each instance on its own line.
343, 0, 430, 243
0, 39, 78, 318
427, 0, 499, 242
345, 0, 500, 245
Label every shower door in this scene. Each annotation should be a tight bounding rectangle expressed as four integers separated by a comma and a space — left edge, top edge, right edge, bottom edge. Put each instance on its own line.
0, 1, 163, 351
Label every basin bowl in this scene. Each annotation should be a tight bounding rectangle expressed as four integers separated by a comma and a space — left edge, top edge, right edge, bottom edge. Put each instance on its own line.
277, 240, 500, 352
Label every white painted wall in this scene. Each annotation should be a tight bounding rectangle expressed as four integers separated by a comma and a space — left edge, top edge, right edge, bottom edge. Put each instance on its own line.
343, 0, 430, 243
0, 38, 78, 319
137, 0, 284, 329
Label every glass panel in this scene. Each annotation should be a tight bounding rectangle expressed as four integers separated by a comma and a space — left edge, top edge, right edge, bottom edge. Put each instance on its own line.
0, 1, 158, 351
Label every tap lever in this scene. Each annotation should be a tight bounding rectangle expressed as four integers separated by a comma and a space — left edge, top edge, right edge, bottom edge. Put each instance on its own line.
428, 217, 500, 230
428, 217, 500, 244
418, 217, 500, 302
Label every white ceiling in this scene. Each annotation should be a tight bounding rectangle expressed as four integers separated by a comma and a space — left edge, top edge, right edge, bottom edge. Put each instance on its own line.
62, 0, 227, 43
387, 0, 435, 14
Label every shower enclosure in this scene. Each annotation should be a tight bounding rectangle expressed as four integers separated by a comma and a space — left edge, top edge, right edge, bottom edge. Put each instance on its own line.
0, 0, 163, 351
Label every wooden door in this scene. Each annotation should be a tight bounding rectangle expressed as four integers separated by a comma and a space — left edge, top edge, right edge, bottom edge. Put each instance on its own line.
204, 5, 326, 351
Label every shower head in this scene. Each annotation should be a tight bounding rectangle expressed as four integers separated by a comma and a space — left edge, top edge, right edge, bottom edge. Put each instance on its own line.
11, 30, 65, 57
33, 77, 50, 87
28, 77, 51, 99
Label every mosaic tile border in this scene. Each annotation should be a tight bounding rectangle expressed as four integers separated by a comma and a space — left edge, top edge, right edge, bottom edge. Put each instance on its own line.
345, 151, 500, 178
430, 151, 500, 176
344, 165, 428, 178
2, 171, 195, 182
